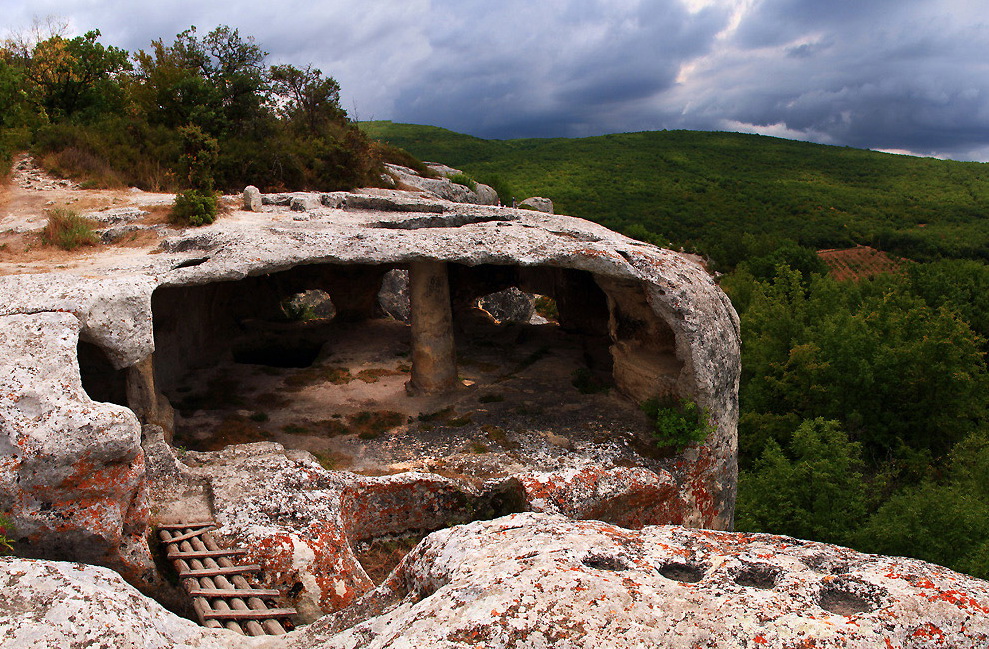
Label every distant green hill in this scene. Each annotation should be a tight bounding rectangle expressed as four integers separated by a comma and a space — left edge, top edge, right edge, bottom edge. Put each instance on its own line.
360, 121, 989, 264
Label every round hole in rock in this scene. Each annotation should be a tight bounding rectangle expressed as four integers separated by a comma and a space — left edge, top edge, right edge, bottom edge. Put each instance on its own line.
658, 562, 706, 583
582, 554, 630, 572
732, 563, 781, 589
818, 580, 884, 616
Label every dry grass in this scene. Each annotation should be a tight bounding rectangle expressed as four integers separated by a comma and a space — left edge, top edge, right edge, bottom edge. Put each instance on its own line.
355, 535, 424, 584
40, 148, 124, 189
40, 208, 98, 250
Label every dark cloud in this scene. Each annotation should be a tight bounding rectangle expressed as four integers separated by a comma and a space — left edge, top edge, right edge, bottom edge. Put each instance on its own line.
4, 0, 989, 159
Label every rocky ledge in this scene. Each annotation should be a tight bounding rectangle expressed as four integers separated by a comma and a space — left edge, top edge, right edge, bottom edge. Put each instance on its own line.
3, 512, 988, 649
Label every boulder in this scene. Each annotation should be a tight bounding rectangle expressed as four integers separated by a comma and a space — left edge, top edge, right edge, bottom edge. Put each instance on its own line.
290, 194, 321, 212
520, 196, 554, 213
0, 556, 242, 648
384, 163, 499, 206
0, 312, 153, 584
478, 286, 535, 324
377, 268, 410, 322
514, 465, 685, 528
243, 185, 262, 211
291, 512, 989, 649
83, 207, 149, 224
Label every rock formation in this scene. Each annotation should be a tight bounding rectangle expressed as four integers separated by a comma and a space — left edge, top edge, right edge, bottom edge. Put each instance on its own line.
0, 182, 741, 584
4, 513, 989, 648
519, 196, 554, 213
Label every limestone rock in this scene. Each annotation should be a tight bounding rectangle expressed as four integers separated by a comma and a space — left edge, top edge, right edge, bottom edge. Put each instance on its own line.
520, 196, 554, 213
0, 183, 741, 567
515, 465, 683, 528
384, 163, 498, 206
165, 442, 500, 622
478, 286, 535, 324
377, 268, 410, 321
290, 194, 321, 212
243, 185, 262, 211
290, 513, 989, 649
0, 556, 245, 649
84, 206, 149, 224
0, 312, 153, 583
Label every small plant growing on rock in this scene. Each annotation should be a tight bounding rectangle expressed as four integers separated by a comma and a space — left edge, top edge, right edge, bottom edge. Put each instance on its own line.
448, 172, 477, 191
41, 208, 98, 250
641, 397, 714, 451
0, 514, 14, 554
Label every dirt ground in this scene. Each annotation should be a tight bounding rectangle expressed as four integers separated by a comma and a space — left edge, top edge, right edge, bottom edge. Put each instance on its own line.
0, 154, 191, 274
167, 316, 662, 480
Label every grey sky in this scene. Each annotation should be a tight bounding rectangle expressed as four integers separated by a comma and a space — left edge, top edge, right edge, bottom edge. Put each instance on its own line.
5, 0, 989, 160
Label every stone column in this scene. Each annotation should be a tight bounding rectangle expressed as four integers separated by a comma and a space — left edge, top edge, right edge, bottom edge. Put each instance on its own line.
407, 261, 458, 395
126, 355, 175, 442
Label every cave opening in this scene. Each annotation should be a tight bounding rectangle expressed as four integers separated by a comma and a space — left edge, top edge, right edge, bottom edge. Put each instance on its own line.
77, 340, 128, 407
141, 259, 692, 605
146, 259, 684, 475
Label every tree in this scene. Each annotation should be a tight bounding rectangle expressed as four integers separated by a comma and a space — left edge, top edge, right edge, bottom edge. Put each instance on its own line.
134, 25, 269, 136
736, 418, 869, 546
736, 266, 987, 464
858, 432, 989, 578
22, 30, 131, 120
269, 64, 345, 135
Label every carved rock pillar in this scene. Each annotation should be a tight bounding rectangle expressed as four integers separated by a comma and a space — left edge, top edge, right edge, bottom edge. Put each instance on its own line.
407, 261, 458, 395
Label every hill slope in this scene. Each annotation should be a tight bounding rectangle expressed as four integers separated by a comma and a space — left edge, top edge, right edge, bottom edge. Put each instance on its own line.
361, 121, 989, 263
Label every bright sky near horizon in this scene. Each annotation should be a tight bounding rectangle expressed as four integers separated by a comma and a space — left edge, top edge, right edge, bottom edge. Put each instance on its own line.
5, 0, 989, 161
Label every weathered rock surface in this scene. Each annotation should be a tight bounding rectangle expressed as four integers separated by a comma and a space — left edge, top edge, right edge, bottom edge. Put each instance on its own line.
244, 185, 262, 211
0, 312, 153, 583
478, 286, 536, 324
149, 436, 707, 621
376, 268, 410, 321
0, 556, 248, 649
520, 196, 554, 213
290, 513, 989, 649
0, 180, 740, 575
5, 513, 987, 648
384, 163, 498, 205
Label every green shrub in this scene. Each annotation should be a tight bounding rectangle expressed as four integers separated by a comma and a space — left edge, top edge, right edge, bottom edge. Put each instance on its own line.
533, 296, 559, 321
0, 513, 14, 554
448, 172, 477, 191
171, 189, 218, 226
41, 208, 99, 250
641, 397, 714, 450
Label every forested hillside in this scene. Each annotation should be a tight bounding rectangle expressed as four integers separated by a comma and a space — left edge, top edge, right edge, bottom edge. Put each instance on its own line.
361, 121, 989, 266
364, 120, 989, 578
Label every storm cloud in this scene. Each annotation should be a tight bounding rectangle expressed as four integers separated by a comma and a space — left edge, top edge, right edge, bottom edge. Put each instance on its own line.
5, 0, 989, 159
